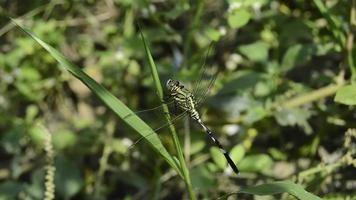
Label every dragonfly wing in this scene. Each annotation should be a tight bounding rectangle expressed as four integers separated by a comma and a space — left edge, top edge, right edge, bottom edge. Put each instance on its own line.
129, 110, 188, 148
195, 68, 219, 106
192, 42, 214, 96
122, 100, 176, 120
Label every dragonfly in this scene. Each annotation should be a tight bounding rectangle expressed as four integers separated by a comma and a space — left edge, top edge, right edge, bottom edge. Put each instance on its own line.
129, 45, 239, 174
165, 78, 239, 174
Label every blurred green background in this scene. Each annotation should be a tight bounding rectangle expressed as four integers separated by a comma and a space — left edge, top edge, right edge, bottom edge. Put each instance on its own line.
0, 0, 355, 199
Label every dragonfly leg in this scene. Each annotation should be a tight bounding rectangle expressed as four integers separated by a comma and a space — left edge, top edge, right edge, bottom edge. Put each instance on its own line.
162, 95, 172, 103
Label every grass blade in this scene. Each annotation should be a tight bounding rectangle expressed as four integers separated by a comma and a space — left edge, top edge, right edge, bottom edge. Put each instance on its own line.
220, 181, 322, 200
139, 27, 196, 200
11, 18, 182, 177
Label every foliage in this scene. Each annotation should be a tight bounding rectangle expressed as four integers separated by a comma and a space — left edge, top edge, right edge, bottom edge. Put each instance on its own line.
1, 0, 355, 199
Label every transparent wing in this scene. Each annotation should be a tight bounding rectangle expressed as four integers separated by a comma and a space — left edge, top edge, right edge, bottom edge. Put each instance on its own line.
189, 42, 220, 107
128, 110, 189, 148
195, 67, 219, 106
191, 42, 214, 97
122, 100, 176, 120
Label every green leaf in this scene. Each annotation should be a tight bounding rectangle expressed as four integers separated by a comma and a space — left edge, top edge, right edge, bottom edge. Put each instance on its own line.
52, 129, 77, 150
274, 108, 313, 134
204, 27, 221, 41
239, 181, 322, 200
334, 84, 356, 105
244, 105, 268, 124
230, 144, 245, 163
28, 125, 46, 147
190, 140, 205, 155
238, 154, 273, 172
268, 148, 287, 160
281, 44, 315, 72
220, 181, 322, 200
210, 147, 227, 170
0, 181, 23, 199
11, 19, 182, 177
227, 9, 251, 29
55, 156, 83, 199
239, 41, 269, 62
191, 165, 215, 193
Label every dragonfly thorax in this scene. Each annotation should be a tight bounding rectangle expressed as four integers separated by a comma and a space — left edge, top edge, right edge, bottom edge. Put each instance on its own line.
166, 79, 201, 122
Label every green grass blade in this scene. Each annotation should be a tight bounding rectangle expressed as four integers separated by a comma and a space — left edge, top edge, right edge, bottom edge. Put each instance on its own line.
11, 19, 182, 177
221, 181, 322, 200
139, 27, 196, 200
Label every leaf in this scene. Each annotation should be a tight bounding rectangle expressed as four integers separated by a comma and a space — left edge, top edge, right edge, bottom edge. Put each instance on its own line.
190, 140, 205, 155
0, 181, 23, 199
281, 44, 315, 72
55, 156, 83, 199
334, 84, 356, 105
204, 27, 221, 41
238, 154, 273, 172
244, 105, 268, 124
239, 181, 322, 200
52, 129, 77, 150
274, 108, 313, 134
238, 41, 269, 62
220, 181, 322, 200
230, 144, 245, 163
191, 165, 215, 193
28, 125, 46, 147
227, 9, 251, 29
218, 70, 264, 95
11, 19, 182, 177
210, 147, 227, 170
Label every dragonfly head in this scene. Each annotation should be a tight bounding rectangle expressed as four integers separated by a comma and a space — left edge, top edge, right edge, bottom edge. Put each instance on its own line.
166, 79, 180, 91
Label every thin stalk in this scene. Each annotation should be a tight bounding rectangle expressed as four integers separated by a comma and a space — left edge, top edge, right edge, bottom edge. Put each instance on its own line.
347, 0, 356, 81
296, 153, 356, 185
184, 116, 191, 164
139, 29, 196, 200
280, 83, 344, 109
94, 120, 115, 199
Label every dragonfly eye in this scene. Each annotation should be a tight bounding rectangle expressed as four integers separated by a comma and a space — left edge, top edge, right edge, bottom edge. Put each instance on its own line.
166, 79, 174, 89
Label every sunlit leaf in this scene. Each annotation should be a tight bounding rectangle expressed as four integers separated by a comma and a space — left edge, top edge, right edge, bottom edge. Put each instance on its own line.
239, 181, 322, 200
334, 84, 356, 105
227, 9, 251, 29
239, 41, 269, 62
230, 144, 245, 163
210, 147, 227, 170
274, 108, 313, 134
238, 154, 273, 172
221, 181, 322, 200
52, 129, 77, 150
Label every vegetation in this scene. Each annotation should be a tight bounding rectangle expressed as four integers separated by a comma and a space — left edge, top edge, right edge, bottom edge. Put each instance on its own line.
0, 0, 355, 199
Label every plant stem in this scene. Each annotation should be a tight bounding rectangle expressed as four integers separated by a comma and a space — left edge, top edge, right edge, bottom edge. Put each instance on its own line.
280, 83, 344, 108
94, 120, 115, 199
347, 0, 356, 81
139, 29, 196, 200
